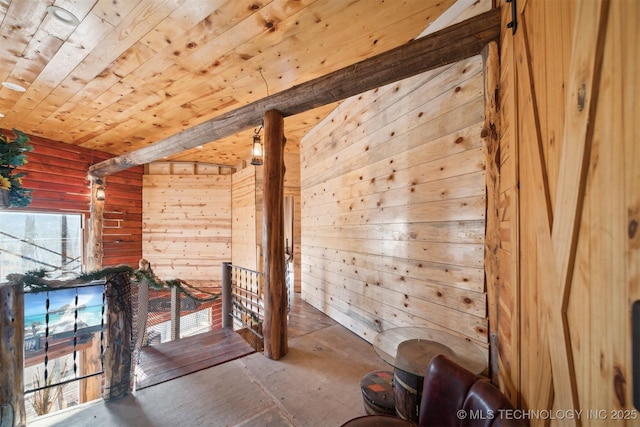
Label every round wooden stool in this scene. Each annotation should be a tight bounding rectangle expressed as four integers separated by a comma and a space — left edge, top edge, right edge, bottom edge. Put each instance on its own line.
360, 370, 396, 416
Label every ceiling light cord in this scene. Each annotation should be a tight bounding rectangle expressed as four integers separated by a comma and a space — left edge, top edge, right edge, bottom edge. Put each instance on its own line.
255, 68, 269, 134
258, 68, 270, 97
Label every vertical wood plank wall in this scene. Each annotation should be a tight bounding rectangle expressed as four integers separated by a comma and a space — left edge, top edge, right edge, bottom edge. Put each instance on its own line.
498, 0, 640, 421
495, 3, 520, 405
283, 150, 302, 293
300, 56, 488, 350
0, 130, 143, 268
143, 162, 232, 287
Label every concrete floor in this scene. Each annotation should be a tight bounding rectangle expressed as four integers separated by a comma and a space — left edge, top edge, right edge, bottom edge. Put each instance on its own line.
28, 323, 390, 427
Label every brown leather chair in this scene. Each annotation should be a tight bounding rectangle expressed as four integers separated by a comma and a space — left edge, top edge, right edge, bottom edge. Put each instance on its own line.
342, 355, 528, 427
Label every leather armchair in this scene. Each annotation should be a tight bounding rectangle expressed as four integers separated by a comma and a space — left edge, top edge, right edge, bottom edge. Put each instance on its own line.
342, 355, 528, 427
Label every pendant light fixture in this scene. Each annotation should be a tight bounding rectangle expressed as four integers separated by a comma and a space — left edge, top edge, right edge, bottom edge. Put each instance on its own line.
251, 124, 264, 166
95, 178, 106, 201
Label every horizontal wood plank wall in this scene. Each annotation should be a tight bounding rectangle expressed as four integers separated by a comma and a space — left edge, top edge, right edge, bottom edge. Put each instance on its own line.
143, 162, 232, 287
231, 146, 302, 293
300, 55, 488, 353
102, 167, 143, 267
0, 130, 143, 268
231, 166, 259, 271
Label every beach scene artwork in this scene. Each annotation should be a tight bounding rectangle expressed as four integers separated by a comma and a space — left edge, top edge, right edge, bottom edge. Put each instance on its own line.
24, 285, 104, 346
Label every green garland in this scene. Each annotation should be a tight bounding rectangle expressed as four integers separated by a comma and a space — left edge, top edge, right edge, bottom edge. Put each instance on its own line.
1, 129, 33, 207
9, 264, 220, 303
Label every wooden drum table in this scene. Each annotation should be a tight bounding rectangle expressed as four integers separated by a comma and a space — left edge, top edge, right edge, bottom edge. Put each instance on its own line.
372, 327, 487, 422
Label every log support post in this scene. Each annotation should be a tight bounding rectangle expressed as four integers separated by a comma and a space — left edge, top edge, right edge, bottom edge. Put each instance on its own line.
261, 109, 288, 360
0, 283, 26, 427
222, 262, 232, 328
103, 272, 133, 400
482, 41, 501, 384
86, 176, 105, 271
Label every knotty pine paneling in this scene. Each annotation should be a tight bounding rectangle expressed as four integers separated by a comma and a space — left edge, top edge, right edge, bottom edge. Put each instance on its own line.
499, 0, 640, 419
494, 2, 520, 404
231, 166, 259, 271
1, 129, 143, 268
231, 149, 303, 294
300, 55, 488, 356
143, 166, 231, 288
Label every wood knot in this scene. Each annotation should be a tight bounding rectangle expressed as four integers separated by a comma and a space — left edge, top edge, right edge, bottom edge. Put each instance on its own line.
613, 366, 626, 406
577, 83, 586, 112
629, 219, 638, 239
464, 297, 472, 304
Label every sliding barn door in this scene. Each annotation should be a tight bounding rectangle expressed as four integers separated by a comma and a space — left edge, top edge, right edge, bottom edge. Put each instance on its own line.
500, 0, 640, 422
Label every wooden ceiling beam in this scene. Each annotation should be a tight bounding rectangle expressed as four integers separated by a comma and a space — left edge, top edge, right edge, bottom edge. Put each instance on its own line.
89, 8, 500, 177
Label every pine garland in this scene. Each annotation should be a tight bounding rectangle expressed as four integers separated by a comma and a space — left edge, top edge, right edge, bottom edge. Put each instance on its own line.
7, 262, 220, 303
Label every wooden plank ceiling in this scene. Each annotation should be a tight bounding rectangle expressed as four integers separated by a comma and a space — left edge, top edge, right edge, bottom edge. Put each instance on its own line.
0, 0, 454, 167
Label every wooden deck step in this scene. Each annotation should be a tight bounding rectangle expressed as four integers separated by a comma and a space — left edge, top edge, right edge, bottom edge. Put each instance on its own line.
135, 328, 255, 390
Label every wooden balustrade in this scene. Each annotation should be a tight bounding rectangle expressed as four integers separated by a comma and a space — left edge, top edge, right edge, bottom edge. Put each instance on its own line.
0, 272, 134, 427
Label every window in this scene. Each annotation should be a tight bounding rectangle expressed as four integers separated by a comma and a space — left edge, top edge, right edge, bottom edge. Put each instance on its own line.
0, 212, 83, 279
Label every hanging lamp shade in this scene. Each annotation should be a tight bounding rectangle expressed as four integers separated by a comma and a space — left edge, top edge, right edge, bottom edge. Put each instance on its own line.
251, 133, 263, 166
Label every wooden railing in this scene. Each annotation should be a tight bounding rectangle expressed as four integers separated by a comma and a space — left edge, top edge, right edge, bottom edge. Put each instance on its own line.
0, 271, 133, 427
221, 262, 264, 345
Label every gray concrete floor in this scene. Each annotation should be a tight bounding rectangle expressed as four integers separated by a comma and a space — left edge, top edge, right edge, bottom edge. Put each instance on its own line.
28, 324, 390, 427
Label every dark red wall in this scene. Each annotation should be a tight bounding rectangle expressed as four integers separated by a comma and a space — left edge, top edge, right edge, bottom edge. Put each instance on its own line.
1, 129, 143, 268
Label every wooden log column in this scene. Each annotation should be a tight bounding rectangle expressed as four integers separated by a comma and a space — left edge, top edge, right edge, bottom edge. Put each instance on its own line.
261, 109, 288, 360
482, 41, 501, 384
103, 272, 133, 400
0, 283, 26, 427
86, 177, 105, 271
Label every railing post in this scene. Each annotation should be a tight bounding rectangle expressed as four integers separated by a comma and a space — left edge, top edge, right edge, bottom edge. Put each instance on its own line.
170, 287, 181, 340
0, 283, 26, 427
103, 272, 133, 401
222, 262, 232, 328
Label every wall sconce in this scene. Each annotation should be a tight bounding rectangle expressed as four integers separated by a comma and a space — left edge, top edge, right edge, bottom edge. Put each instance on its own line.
251, 125, 264, 166
95, 179, 106, 201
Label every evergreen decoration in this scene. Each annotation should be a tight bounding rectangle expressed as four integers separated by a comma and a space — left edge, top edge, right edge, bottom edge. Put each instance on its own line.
0, 129, 33, 208
7, 260, 220, 303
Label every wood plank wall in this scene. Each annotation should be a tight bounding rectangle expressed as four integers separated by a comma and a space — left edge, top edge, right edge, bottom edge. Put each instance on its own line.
499, 0, 640, 420
299, 55, 488, 353
102, 166, 144, 267
231, 149, 302, 293
231, 166, 259, 270
143, 162, 232, 287
495, 3, 520, 404
0, 129, 143, 268
283, 150, 302, 293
